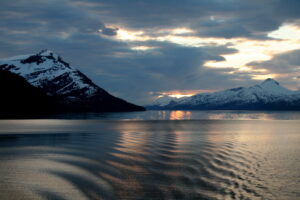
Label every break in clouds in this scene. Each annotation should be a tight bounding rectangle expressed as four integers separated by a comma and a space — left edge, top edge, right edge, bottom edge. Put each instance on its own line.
1, 0, 300, 104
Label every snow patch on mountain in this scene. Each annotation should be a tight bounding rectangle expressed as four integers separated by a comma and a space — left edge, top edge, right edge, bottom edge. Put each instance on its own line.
151, 95, 180, 106
148, 79, 300, 110
0, 50, 145, 112
257, 78, 290, 94
0, 49, 98, 97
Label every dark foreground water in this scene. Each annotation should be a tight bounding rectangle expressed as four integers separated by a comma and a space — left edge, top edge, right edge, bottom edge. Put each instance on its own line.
0, 111, 300, 200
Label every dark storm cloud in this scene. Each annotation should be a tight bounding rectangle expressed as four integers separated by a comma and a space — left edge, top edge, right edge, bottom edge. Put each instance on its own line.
76, 42, 251, 104
99, 27, 119, 36
83, 0, 300, 39
0, 0, 299, 104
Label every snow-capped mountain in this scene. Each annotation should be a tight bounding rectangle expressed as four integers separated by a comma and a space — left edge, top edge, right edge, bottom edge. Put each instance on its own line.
0, 50, 145, 112
147, 79, 300, 110
151, 95, 183, 107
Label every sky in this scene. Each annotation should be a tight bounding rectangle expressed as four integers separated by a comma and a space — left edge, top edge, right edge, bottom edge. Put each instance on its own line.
1, 0, 300, 105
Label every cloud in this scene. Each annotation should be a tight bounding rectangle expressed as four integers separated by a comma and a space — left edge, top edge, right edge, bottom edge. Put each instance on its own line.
81, 0, 300, 39
246, 49, 300, 89
0, 0, 300, 104
248, 49, 300, 75
99, 27, 119, 36
79, 42, 253, 104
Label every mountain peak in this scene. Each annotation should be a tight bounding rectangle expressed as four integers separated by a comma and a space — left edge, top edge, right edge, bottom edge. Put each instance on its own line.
261, 78, 279, 86
152, 95, 177, 106
0, 51, 145, 112
13, 49, 71, 67
38, 49, 59, 60
148, 78, 298, 110
257, 78, 291, 95
39, 49, 52, 55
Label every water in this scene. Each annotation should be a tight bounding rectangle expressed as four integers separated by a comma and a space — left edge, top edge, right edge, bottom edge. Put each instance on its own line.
0, 111, 299, 200
49, 110, 300, 120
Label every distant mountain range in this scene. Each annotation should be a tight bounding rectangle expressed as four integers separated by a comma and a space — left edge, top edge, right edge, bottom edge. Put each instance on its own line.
0, 50, 144, 117
148, 79, 300, 110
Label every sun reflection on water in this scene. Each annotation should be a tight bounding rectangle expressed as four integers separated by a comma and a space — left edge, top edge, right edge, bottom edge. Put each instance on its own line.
169, 111, 191, 120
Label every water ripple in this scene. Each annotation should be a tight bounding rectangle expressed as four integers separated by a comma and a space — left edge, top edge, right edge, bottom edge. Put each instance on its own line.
0, 120, 299, 199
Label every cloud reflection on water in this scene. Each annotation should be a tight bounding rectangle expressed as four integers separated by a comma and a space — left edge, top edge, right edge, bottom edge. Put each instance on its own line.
0, 120, 299, 199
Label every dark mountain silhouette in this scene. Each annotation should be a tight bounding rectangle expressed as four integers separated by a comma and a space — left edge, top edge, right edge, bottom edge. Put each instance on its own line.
0, 70, 56, 118
0, 50, 145, 116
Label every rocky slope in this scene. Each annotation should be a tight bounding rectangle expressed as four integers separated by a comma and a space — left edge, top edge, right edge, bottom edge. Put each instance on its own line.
0, 50, 145, 113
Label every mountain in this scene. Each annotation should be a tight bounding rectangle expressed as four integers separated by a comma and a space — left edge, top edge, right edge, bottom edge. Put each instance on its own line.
147, 79, 300, 110
0, 70, 55, 118
0, 50, 145, 112
151, 95, 181, 107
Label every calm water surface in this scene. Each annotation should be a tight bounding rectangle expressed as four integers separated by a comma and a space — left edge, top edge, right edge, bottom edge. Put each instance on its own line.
0, 111, 299, 200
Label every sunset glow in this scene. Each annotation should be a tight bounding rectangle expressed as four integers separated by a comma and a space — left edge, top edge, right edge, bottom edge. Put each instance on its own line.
131, 46, 156, 51
2, 0, 300, 104
170, 28, 194, 35
1, 1, 300, 199
268, 24, 300, 40
156, 89, 215, 99
168, 94, 193, 98
107, 23, 300, 84
115, 28, 150, 41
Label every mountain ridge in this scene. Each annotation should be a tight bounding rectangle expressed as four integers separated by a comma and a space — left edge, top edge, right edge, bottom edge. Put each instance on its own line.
148, 79, 300, 110
0, 50, 145, 113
